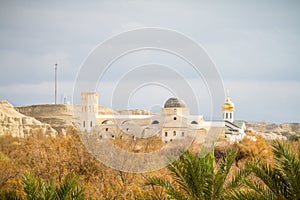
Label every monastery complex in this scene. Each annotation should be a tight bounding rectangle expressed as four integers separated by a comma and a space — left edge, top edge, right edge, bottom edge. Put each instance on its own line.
78, 92, 246, 143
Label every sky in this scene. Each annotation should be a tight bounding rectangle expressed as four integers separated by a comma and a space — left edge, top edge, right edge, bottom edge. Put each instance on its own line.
0, 0, 299, 123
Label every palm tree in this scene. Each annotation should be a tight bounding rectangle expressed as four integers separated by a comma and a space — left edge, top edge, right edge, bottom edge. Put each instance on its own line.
145, 148, 239, 199
22, 173, 85, 200
229, 140, 300, 200
0, 190, 22, 200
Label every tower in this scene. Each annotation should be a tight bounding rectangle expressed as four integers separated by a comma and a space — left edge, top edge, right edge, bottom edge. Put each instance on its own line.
80, 92, 99, 132
222, 96, 234, 122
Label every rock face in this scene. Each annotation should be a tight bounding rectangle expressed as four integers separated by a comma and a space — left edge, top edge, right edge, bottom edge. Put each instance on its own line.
16, 104, 119, 133
16, 104, 75, 134
246, 121, 300, 140
0, 100, 57, 137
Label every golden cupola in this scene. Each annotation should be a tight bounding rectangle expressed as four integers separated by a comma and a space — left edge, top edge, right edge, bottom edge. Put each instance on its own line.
222, 96, 234, 111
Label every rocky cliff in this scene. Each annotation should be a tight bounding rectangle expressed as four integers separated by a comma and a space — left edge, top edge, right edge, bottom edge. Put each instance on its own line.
0, 100, 57, 137
245, 121, 300, 140
16, 104, 76, 134
16, 104, 149, 133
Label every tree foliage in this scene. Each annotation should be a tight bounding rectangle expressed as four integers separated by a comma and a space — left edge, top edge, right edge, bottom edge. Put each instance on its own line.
228, 140, 300, 200
145, 148, 239, 199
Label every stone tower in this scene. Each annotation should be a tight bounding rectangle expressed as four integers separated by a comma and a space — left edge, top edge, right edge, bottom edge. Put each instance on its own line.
80, 92, 98, 132
222, 96, 234, 122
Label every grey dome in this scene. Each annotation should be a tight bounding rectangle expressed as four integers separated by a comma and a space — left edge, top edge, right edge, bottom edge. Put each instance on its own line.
164, 97, 186, 108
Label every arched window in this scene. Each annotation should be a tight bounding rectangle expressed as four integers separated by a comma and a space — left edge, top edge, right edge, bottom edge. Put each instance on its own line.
173, 131, 176, 136
165, 132, 168, 137
191, 121, 198, 125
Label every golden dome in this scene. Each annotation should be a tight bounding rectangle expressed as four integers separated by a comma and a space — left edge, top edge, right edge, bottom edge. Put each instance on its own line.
222, 97, 234, 111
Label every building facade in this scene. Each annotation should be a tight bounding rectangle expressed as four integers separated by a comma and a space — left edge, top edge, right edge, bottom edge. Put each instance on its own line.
78, 92, 245, 143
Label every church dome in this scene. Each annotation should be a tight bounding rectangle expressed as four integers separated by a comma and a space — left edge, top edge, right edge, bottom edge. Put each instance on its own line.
222, 97, 234, 111
164, 97, 186, 108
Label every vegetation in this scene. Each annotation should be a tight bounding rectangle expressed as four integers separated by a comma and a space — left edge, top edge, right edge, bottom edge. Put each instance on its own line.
0, 128, 299, 199
229, 141, 300, 200
0, 173, 85, 200
145, 149, 239, 199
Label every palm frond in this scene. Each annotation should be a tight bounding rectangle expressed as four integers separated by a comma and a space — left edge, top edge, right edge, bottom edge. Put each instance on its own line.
246, 159, 287, 197
21, 172, 44, 200
213, 149, 238, 198
244, 179, 276, 200
56, 174, 85, 200
0, 190, 22, 200
272, 140, 300, 199
225, 188, 272, 200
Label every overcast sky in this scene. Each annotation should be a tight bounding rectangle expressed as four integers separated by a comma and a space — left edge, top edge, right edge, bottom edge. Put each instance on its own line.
0, 0, 299, 123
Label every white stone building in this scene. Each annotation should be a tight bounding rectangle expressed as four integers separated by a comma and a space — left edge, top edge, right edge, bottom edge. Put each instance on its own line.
78, 92, 245, 143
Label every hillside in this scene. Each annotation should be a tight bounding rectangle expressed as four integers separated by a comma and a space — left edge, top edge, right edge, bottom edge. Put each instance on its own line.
16, 104, 75, 134
245, 121, 300, 140
2, 100, 298, 140
0, 100, 57, 137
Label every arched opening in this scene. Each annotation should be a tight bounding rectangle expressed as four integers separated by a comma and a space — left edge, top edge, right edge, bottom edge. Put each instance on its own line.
173, 117, 177, 120
122, 120, 131, 124
191, 121, 198, 125
102, 120, 114, 125
152, 120, 159, 124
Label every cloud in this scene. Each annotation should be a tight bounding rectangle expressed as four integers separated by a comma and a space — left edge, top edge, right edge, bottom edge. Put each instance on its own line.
0, 1, 299, 123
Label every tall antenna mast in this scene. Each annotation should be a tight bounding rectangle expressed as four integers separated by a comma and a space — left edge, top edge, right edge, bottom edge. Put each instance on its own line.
54, 63, 58, 104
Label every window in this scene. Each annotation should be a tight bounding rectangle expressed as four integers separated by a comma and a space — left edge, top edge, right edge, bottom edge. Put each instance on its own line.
230, 113, 232, 118
226, 113, 228, 118
90, 121, 92, 127
83, 121, 85, 127
165, 132, 168, 137
174, 109, 177, 114
106, 128, 108, 131
173, 131, 176, 136
182, 132, 185, 137
100, 135, 102, 139
173, 117, 177, 120
152, 120, 159, 124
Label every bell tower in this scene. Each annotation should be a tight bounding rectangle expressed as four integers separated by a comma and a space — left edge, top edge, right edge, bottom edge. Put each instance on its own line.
222, 96, 234, 123
80, 92, 98, 132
